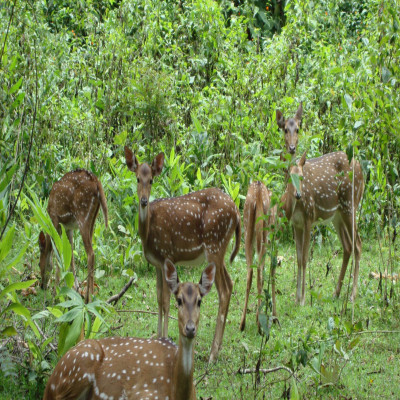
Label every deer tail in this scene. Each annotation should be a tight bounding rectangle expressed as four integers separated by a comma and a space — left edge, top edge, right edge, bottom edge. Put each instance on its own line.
230, 211, 241, 263
97, 180, 109, 228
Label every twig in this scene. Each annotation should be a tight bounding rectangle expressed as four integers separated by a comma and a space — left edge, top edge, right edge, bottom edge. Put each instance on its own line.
115, 309, 177, 320
106, 277, 136, 305
238, 365, 298, 381
0, 8, 38, 240
32, 320, 57, 352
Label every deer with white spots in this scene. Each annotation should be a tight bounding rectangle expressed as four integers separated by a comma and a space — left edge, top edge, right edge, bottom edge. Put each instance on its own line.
124, 146, 241, 362
281, 151, 364, 305
239, 181, 277, 332
43, 260, 215, 400
38, 169, 108, 303
276, 102, 303, 155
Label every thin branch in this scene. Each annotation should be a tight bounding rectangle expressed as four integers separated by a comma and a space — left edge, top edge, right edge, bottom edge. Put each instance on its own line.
106, 276, 136, 305
0, 13, 38, 240
0, 0, 17, 66
238, 365, 298, 381
32, 320, 57, 352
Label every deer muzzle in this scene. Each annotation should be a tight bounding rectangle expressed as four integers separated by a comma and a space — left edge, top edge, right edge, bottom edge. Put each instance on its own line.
140, 197, 148, 207
289, 145, 296, 154
295, 191, 301, 200
185, 320, 196, 339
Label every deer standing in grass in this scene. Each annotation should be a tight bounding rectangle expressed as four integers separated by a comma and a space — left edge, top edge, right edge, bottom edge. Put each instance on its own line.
124, 146, 240, 362
239, 105, 303, 331
39, 169, 108, 303
43, 259, 215, 400
239, 181, 277, 332
282, 151, 364, 305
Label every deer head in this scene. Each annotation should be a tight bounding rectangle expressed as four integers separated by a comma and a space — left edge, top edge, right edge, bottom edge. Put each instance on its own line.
124, 146, 164, 222
276, 102, 303, 155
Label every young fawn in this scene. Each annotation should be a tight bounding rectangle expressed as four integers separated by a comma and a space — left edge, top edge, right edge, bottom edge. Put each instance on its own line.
239, 181, 277, 332
124, 147, 240, 362
43, 260, 216, 400
39, 169, 108, 303
282, 151, 364, 305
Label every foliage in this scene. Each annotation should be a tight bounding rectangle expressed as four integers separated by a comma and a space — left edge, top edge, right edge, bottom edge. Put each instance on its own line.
0, 0, 399, 398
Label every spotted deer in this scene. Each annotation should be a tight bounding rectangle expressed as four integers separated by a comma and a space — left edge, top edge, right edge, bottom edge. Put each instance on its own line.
124, 146, 241, 362
239, 181, 277, 332
281, 151, 364, 305
43, 259, 215, 400
38, 169, 108, 303
276, 102, 303, 155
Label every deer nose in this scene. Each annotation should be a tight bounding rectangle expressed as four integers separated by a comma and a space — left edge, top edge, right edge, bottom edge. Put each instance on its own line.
295, 191, 301, 200
140, 197, 148, 207
185, 321, 196, 338
289, 145, 296, 154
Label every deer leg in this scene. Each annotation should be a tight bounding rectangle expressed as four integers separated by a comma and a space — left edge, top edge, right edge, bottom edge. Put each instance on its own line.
256, 245, 265, 332
300, 225, 312, 306
239, 241, 254, 331
351, 231, 362, 301
209, 260, 232, 363
161, 266, 171, 337
333, 215, 352, 299
81, 231, 95, 304
155, 266, 164, 338
293, 227, 304, 304
67, 230, 79, 290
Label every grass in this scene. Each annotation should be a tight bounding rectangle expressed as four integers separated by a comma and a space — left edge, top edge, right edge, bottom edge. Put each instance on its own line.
1, 229, 399, 399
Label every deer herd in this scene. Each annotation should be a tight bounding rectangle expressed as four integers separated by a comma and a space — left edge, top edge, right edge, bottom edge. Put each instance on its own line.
41, 104, 364, 399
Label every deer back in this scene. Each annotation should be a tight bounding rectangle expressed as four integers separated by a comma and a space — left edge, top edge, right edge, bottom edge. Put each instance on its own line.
291, 152, 364, 224
144, 187, 240, 265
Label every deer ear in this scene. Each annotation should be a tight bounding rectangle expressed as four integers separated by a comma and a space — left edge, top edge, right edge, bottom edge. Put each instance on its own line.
39, 231, 46, 251
124, 146, 139, 173
164, 259, 179, 295
295, 102, 303, 124
199, 263, 216, 297
276, 110, 285, 129
299, 151, 307, 167
151, 152, 165, 177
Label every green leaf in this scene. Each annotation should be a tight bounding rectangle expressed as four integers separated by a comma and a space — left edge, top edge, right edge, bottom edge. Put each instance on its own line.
61, 226, 72, 272
47, 307, 63, 318
290, 173, 301, 195
382, 67, 391, 84
290, 376, 300, 400
9, 77, 23, 95
2, 302, 31, 319
191, 113, 202, 134
344, 93, 353, 112
354, 120, 363, 130
1, 326, 18, 337
0, 279, 37, 298
55, 307, 83, 323
0, 164, 17, 192
0, 225, 15, 263
62, 312, 84, 354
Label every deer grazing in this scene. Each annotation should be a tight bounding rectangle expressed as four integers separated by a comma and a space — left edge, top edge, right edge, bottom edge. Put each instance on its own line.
281, 151, 364, 305
39, 169, 108, 303
43, 259, 215, 400
276, 102, 303, 155
124, 146, 241, 362
239, 181, 277, 332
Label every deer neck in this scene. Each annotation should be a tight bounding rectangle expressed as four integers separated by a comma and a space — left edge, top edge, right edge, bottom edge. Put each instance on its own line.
137, 204, 150, 243
173, 336, 195, 400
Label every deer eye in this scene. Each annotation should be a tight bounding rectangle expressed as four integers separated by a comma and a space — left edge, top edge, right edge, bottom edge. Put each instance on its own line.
197, 299, 202, 307
137, 178, 140, 183
150, 179, 153, 184
177, 298, 182, 307
285, 128, 288, 134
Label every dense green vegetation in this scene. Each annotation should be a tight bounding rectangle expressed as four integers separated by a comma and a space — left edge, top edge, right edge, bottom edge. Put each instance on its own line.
1, 0, 399, 398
